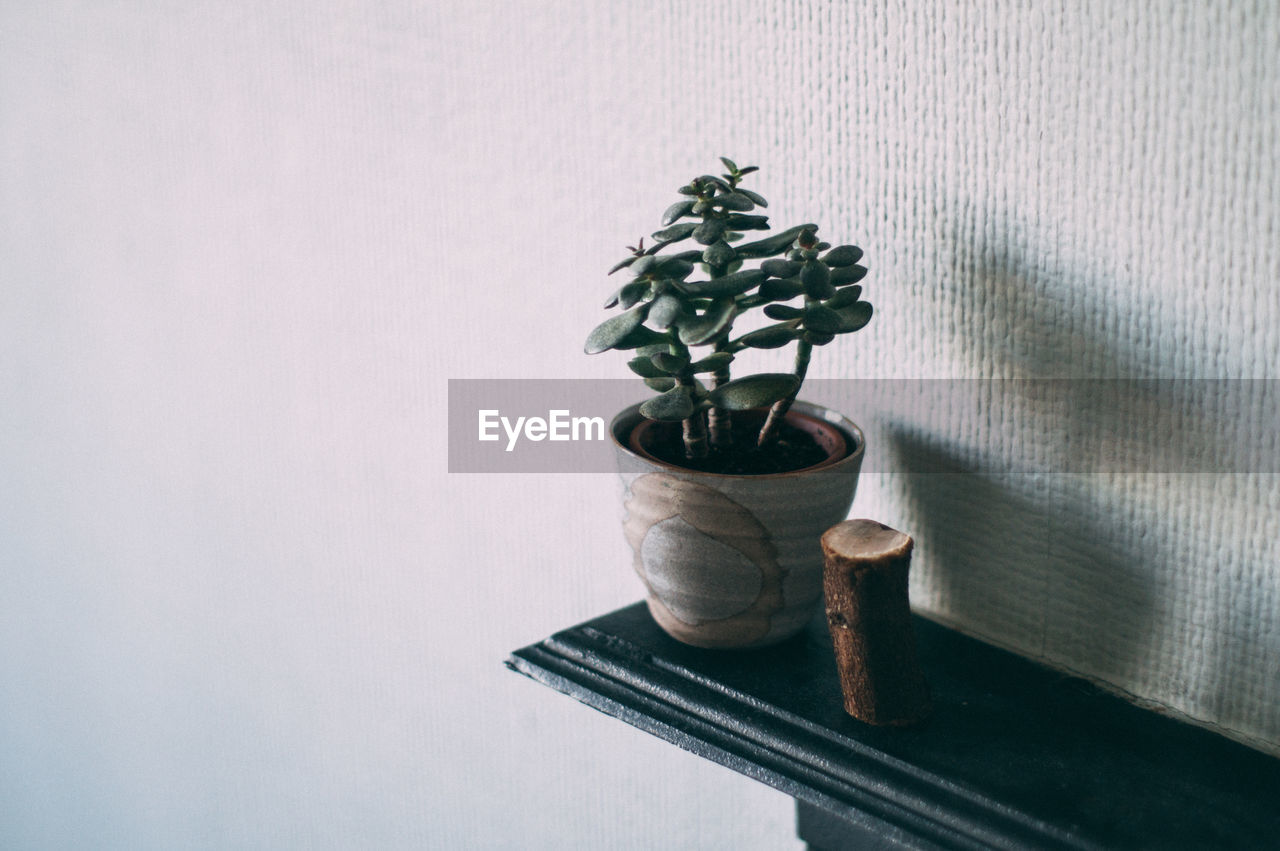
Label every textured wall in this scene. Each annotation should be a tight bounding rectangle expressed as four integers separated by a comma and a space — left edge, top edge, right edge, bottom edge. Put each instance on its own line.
2, 1, 1277, 848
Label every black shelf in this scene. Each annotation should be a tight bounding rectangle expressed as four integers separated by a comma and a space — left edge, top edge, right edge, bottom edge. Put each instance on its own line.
507, 602, 1280, 850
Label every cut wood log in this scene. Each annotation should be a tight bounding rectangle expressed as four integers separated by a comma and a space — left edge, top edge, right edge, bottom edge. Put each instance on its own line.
821, 519, 932, 726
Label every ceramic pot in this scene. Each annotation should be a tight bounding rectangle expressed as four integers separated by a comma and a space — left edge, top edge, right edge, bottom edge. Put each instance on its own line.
611, 400, 865, 649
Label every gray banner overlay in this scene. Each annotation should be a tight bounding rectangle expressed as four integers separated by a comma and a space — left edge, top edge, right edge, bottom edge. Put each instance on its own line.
448, 379, 1279, 474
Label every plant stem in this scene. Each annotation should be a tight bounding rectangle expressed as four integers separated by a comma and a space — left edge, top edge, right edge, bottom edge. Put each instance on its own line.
708, 338, 733, 450
758, 337, 811, 447
679, 378, 710, 459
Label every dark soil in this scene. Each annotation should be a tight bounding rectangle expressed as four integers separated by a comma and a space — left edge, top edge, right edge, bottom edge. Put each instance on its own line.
637, 414, 837, 475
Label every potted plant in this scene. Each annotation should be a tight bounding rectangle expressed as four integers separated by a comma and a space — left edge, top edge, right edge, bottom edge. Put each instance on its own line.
585, 159, 873, 648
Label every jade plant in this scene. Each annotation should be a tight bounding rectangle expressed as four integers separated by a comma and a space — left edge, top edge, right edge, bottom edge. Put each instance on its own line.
585, 158, 872, 463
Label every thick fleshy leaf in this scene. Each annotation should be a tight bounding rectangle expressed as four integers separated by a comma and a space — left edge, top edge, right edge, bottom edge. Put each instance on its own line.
657, 257, 695, 279
630, 255, 656, 277
651, 351, 690, 374
648, 293, 684, 329
677, 298, 738, 345
835, 301, 873, 333
761, 258, 800, 278
618, 280, 648, 309
735, 224, 818, 258
707, 373, 799, 411
662, 200, 696, 226
725, 214, 769, 230
584, 306, 646, 354
644, 377, 677, 392
636, 342, 671, 357
702, 239, 736, 268
716, 192, 754, 211
677, 184, 699, 196
695, 174, 731, 192
763, 303, 804, 320
824, 286, 862, 309
613, 324, 665, 350
608, 255, 637, 275
692, 218, 727, 245
803, 305, 844, 334
640, 385, 695, 421
737, 325, 800, 349
627, 356, 667, 378
804, 330, 836, 345
758, 277, 804, 301
681, 268, 764, 298
801, 260, 835, 299
823, 245, 863, 267
830, 264, 868, 285
689, 351, 733, 374
738, 188, 768, 208
719, 156, 738, 173
652, 222, 697, 242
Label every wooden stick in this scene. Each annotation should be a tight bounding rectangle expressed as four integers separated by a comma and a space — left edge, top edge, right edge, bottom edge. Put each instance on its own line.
821, 520, 932, 726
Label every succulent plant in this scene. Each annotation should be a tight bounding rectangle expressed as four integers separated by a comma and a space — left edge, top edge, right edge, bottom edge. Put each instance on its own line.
585, 158, 873, 461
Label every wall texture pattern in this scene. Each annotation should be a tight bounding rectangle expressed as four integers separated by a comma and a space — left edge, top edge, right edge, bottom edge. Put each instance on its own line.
2, 1, 1276, 848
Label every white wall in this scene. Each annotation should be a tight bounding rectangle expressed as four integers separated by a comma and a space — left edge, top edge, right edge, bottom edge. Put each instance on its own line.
2, 1, 1276, 848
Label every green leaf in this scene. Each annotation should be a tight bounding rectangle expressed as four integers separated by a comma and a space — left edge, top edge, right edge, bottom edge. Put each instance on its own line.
724, 213, 769, 230
657, 257, 695, 279
830, 264, 867, 285
585, 306, 646, 354
677, 184, 699, 196
737, 325, 800, 349
652, 222, 697, 242
662, 200, 696, 226
824, 286, 862, 309
804, 330, 836, 345
618, 280, 648, 309
640, 385, 695, 421
803, 304, 844, 334
627, 356, 667, 378
736, 166, 759, 177
702, 239, 736, 268
681, 268, 764, 298
692, 218, 727, 245
636, 342, 671, 357
677, 298, 738, 345
738, 188, 768, 208
707, 373, 799, 411
696, 174, 731, 192
835, 300, 873, 333
630, 255, 656, 277
689, 351, 734, 373
608, 256, 637, 275
719, 156, 738, 173
758, 277, 804, 301
823, 245, 863, 267
716, 192, 754, 212
763, 303, 803, 320
648, 293, 684, 329
651, 351, 690, 374
644, 377, 677, 392
801, 260, 834, 299
735, 224, 818, 258
613, 324, 665, 350
761, 258, 800, 278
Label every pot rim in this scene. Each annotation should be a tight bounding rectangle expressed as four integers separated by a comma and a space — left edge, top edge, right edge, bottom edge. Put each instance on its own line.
610, 398, 865, 481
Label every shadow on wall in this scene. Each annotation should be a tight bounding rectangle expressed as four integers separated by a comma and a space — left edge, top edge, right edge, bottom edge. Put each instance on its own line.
883, 428, 1164, 690
868, 225, 1278, 737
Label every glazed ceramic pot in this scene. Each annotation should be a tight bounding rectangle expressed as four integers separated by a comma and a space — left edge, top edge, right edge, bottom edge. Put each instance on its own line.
611, 400, 865, 649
